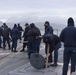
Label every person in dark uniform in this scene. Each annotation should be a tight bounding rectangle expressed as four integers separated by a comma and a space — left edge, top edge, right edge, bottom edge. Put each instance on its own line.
2, 23, 8, 29
60, 17, 76, 75
50, 35, 61, 66
17, 23, 23, 40
34, 25, 41, 53
2, 24, 11, 50
20, 23, 30, 52
27, 23, 40, 59
11, 24, 20, 52
43, 21, 54, 62
0, 26, 3, 48
43, 34, 61, 64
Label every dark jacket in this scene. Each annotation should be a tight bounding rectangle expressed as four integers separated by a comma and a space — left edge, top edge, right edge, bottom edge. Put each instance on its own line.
27, 27, 39, 43
43, 34, 60, 53
43, 34, 60, 47
35, 26, 41, 36
44, 25, 53, 35
34, 26, 41, 40
23, 27, 30, 41
0, 27, 3, 36
2, 27, 11, 38
11, 28, 20, 39
17, 25, 23, 31
60, 25, 76, 47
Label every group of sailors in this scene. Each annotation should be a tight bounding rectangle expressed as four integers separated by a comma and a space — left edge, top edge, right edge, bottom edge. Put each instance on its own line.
0, 21, 61, 66
0, 17, 76, 75
0, 23, 23, 52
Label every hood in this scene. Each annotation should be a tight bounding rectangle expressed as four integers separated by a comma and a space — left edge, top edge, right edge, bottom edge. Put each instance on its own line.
67, 17, 74, 26
30, 23, 35, 28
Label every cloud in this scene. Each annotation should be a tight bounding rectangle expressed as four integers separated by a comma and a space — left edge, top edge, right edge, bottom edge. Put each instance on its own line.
0, 0, 76, 22
0, 0, 76, 11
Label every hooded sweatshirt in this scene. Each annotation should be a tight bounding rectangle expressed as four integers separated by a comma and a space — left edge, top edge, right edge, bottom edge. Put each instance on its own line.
60, 17, 76, 47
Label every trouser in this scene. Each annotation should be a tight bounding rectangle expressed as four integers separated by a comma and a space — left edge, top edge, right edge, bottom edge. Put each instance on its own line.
62, 47, 76, 75
35, 39, 41, 53
0, 36, 2, 47
22, 37, 28, 50
20, 32, 22, 40
23, 43, 27, 50
28, 42, 36, 57
12, 38, 17, 50
3, 37, 10, 49
54, 42, 61, 63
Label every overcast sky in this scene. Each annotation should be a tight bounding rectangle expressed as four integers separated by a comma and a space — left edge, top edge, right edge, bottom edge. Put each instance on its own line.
0, 0, 76, 22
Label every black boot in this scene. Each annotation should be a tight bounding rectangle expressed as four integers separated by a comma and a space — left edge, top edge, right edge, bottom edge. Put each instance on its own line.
0, 46, 2, 48
13, 48, 18, 52
50, 63, 58, 67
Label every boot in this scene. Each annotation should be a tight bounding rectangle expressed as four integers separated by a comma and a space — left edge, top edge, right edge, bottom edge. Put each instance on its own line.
14, 50, 18, 52
50, 63, 58, 67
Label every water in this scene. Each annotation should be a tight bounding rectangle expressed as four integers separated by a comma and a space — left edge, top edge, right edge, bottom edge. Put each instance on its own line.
21, 29, 61, 37
40, 29, 61, 36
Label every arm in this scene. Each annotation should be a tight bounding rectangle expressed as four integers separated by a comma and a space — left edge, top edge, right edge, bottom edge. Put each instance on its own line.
17, 29, 21, 40
60, 30, 64, 42
48, 26, 53, 34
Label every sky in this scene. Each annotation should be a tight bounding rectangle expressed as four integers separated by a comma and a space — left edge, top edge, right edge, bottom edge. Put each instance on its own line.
0, 0, 76, 22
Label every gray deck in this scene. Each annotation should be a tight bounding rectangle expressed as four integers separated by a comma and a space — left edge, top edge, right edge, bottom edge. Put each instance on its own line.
8, 63, 62, 75
0, 42, 75, 75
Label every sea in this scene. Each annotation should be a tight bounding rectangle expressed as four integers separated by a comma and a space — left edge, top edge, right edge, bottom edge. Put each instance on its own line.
40, 29, 61, 36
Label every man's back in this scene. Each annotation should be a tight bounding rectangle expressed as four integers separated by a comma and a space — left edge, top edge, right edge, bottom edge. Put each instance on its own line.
0, 27, 3, 36
60, 17, 76, 75
17, 25, 23, 31
2, 28, 11, 38
11, 28, 19, 39
60, 26, 76, 47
